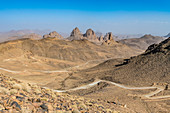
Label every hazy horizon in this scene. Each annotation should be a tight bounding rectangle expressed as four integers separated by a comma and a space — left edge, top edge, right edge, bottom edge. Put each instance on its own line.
1, 0, 170, 36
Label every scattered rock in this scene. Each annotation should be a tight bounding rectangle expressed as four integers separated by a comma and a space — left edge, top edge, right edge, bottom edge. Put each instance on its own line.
10, 89, 18, 95
72, 108, 81, 113
10, 101, 21, 111
40, 103, 48, 112
0, 74, 119, 112
12, 84, 22, 90
0, 87, 9, 94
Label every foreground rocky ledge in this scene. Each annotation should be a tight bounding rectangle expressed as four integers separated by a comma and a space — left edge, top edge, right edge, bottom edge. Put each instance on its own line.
0, 74, 120, 113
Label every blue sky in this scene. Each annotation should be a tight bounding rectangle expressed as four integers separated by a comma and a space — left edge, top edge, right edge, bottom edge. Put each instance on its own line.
0, 0, 170, 35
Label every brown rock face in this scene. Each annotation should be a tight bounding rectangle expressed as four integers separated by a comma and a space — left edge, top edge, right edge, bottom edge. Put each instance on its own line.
84, 29, 96, 39
68, 27, 83, 40
98, 36, 104, 42
70, 27, 82, 37
101, 32, 117, 45
67, 28, 100, 43
43, 31, 63, 39
85, 29, 96, 39
84, 29, 99, 42
103, 32, 114, 41
68, 28, 118, 45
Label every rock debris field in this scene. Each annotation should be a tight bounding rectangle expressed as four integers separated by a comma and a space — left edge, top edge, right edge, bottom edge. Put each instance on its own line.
0, 74, 121, 113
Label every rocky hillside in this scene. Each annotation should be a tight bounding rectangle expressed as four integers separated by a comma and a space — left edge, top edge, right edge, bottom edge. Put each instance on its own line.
63, 37, 170, 88
165, 33, 170, 37
0, 74, 123, 112
0, 34, 142, 71
119, 34, 165, 50
0, 29, 49, 42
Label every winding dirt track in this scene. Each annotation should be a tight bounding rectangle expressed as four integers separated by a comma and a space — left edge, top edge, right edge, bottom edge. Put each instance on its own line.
0, 58, 110, 73
52, 80, 170, 100
0, 59, 170, 100
0, 67, 20, 73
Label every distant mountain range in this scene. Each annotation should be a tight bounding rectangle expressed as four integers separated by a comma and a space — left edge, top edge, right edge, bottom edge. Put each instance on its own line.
115, 34, 144, 40
118, 34, 165, 50
0, 29, 167, 51
0, 29, 50, 42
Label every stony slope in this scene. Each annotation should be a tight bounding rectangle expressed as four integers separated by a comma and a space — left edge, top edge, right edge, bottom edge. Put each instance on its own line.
58, 38, 170, 113
0, 74, 124, 112
119, 34, 165, 50
63, 37, 170, 88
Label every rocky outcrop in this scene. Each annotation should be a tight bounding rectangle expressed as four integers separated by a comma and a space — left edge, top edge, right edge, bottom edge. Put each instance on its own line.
67, 28, 100, 43
70, 27, 82, 37
43, 31, 63, 39
103, 32, 114, 41
67, 28, 118, 45
98, 36, 104, 42
83, 29, 101, 43
67, 27, 84, 40
84, 29, 96, 39
101, 32, 117, 45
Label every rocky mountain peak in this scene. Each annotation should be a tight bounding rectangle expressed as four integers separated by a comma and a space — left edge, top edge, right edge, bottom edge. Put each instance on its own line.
70, 27, 81, 37
84, 29, 96, 39
103, 32, 114, 41
101, 32, 117, 45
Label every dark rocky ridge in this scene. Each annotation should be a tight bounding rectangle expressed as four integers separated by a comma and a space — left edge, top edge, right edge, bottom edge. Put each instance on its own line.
165, 33, 170, 37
